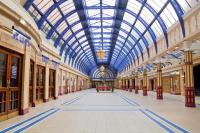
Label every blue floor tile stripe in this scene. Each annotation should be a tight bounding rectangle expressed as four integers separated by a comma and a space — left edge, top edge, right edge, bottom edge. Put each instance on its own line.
62, 97, 82, 106
116, 91, 189, 133
0, 108, 56, 133
115, 92, 140, 106
13, 109, 60, 133
118, 95, 138, 106
1, 92, 87, 133
61, 93, 88, 105
14, 93, 87, 132
61, 96, 81, 105
139, 109, 175, 133
145, 109, 190, 133
14, 93, 88, 132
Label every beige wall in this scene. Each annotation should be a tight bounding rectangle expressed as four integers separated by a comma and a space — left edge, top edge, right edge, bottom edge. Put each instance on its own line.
0, 1, 91, 117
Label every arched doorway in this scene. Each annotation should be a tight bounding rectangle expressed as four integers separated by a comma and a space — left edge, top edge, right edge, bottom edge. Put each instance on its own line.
193, 64, 200, 96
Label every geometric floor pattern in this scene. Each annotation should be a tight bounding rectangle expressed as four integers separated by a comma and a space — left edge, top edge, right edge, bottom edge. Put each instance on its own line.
0, 89, 199, 133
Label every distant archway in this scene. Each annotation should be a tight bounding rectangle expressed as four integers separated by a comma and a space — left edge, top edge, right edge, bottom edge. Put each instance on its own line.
90, 66, 117, 80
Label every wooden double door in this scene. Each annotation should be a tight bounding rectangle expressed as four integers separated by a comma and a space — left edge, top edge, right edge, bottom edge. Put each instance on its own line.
29, 61, 34, 106
0, 49, 21, 121
36, 65, 45, 103
49, 69, 55, 98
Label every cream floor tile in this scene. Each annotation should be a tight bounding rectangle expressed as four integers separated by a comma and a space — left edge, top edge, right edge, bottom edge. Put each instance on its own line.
0, 89, 200, 133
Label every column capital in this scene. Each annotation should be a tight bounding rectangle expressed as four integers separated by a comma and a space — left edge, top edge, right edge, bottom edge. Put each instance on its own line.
157, 63, 162, 71
135, 71, 138, 77
183, 40, 192, 51
143, 68, 147, 75
154, 57, 161, 64
143, 64, 147, 69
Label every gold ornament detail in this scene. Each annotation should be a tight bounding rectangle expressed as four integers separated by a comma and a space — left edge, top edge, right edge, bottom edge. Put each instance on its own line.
97, 50, 105, 59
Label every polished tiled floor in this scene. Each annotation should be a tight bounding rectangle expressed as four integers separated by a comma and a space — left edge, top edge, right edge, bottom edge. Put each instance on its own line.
0, 89, 200, 133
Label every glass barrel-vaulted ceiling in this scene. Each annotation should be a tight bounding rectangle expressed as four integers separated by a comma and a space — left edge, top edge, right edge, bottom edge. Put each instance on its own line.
24, 0, 197, 75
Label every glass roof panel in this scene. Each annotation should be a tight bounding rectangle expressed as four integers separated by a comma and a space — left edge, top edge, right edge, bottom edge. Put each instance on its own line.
79, 36, 87, 43
103, 34, 111, 38
72, 42, 79, 49
103, 0, 116, 6
131, 30, 140, 40
102, 20, 113, 26
121, 23, 131, 33
135, 46, 140, 56
35, 0, 53, 13
119, 30, 128, 38
47, 9, 61, 25
102, 9, 114, 16
135, 21, 145, 33
76, 30, 85, 38
147, 0, 166, 12
63, 30, 72, 39
85, 0, 99, 6
68, 37, 76, 45
72, 23, 83, 33
57, 21, 67, 33
139, 40, 146, 51
67, 13, 80, 25
123, 12, 136, 25
126, 42, 132, 49
60, 1, 75, 15
144, 32, 153, 44
160, 4, 178, 28
103, 28, 112, 32
128, 36, 135, 44
26, 0, 198, 74
151, 20, 163, 37
140, 7, 154, 22
126, 0, 141, 14
81, 41, 88, 47
88, 10, 100, 17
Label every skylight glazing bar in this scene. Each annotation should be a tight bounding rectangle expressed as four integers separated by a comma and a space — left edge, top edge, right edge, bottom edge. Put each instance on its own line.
73, 0, 98, 64
50, 0, 94, 70
111, 0, 147, 67
117, 0, 171, 70
108, 0, 128, 64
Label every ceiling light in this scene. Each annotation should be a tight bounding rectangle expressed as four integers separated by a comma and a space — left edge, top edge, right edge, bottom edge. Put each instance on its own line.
20, 18, 26, 25
175, 46, 179, 50
97, 50, 105, 59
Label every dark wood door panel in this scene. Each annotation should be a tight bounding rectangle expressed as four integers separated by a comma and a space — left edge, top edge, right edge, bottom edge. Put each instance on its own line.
36, 65, 45, 102
49, 69, 55, 98
29, 61, 34, 106
0, 49, 21, 120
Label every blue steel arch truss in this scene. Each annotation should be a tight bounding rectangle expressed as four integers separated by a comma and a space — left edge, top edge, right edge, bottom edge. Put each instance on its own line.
24, 0, 192, 75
